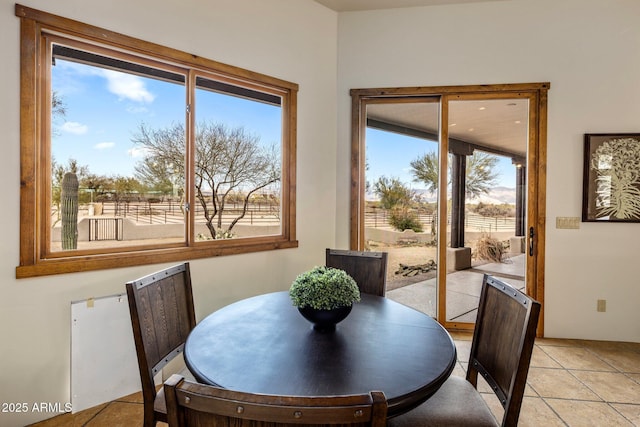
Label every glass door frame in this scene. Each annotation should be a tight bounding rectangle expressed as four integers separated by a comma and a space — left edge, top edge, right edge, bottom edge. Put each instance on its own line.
350, 83, 549, 335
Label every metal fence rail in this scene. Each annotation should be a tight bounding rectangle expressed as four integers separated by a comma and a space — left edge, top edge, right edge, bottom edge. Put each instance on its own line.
94, 201, 280, 226
364, 209, 515, 232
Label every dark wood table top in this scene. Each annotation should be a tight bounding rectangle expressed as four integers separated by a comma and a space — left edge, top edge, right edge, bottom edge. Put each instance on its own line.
184, 291, 456, 417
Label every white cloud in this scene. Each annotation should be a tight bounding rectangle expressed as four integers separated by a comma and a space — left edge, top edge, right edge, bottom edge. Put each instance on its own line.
94, 142, 115, 150
62, 121, 88, 135
102, 69, 155, 103
55, 60, 155, 105
128, 147, 150, 158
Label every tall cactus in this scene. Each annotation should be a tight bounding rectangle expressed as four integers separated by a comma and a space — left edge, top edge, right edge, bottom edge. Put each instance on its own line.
61, 172, 79, 250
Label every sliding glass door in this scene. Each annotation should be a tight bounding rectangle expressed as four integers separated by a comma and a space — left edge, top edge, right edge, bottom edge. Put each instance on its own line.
363, 98, 440, 315
350, 83, 548, 332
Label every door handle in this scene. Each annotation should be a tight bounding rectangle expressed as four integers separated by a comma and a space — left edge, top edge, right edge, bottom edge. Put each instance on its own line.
529, 227, 535, 256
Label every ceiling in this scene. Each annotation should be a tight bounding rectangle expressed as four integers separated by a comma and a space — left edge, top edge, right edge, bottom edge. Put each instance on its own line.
314, 0, 504, 12
366, 98, 529, 160
314, 0, 525, 159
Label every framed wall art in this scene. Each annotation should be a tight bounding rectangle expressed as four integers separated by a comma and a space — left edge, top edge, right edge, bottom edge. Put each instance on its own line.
582, 133, 640, 222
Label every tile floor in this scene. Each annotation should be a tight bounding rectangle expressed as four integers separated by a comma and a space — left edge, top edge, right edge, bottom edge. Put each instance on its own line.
449, 331, 640, 426
29, 332, 640, 426
387, 253, 527, 322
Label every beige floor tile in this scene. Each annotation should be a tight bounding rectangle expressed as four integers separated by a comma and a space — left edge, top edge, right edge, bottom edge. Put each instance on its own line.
27, 412, 84, 427
116, 390, 144, 404
587, 348, 640, 373
480, 392, 502, 423
477, 376, 492, 393
571, 371, 640, 404
448, 330, 473, 341
531, 346, 562, 368
629, 373, 640, 385
526, 367, 601, 400
542, 345, 616, 371
454, 339, 472, 362
582, 340, 640, 353
450, 361, 467, 378
535, 338, 585, 347
474, 375, 536, 397
84, 401, 143, 426
611, 403, 640, 425
546, 399, 633, 426
523, 383, 538, 397
518, 397, 565, 427
28, 403, 108, 427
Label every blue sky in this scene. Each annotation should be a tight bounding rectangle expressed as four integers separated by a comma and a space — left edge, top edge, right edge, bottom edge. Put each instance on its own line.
52, 57, 514, 195
365, 128, 516, 195
51, 59, 281, 178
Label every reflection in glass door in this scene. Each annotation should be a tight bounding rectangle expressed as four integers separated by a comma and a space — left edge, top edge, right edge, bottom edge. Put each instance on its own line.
363, 99, 440, 316
444, 97, 529, 326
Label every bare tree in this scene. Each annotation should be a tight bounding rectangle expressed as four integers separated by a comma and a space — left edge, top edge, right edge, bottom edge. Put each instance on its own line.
133, 121, 280, 239
52, 91, 66, 118
51, 90, 66, 137
134, 151, 179, 197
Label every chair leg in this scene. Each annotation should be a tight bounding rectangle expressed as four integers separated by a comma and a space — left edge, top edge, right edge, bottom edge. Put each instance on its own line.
143, 408, 156, 427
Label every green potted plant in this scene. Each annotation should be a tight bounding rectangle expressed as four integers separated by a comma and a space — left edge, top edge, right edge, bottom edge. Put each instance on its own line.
289, 266, 361, 331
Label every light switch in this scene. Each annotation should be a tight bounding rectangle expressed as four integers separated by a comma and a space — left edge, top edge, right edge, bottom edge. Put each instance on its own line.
597, 299, 606, 312
556, 217, 580, 229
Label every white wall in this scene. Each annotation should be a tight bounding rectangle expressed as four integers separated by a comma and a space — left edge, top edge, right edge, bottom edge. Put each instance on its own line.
3, 0, 640, 424
0, 1, 337, 425
336, 0, 640, 342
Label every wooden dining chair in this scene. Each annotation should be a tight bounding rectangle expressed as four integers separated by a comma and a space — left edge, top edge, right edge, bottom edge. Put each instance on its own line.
388, 274, 541, 427
164, 374, 388, 427
325, 248, 388, 296
126, 262, 197, 427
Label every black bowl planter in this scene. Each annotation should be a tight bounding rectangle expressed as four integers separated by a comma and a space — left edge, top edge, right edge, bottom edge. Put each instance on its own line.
298, 305, 352, 332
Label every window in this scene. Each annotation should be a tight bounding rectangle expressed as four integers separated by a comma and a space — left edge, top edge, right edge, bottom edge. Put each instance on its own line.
16, 5, 297, 278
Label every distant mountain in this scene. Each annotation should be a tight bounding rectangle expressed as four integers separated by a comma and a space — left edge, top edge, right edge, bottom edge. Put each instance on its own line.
467, 186, 516, 205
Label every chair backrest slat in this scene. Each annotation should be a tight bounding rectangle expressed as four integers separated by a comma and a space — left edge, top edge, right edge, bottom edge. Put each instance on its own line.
126, 263, 196, 425
164, 374, 388, 426
467, 274, 540, 427
325, 248, 388, 297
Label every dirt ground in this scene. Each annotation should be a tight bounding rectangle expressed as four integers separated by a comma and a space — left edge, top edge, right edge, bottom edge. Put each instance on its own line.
371, 239, 498, 291
368, 242, 439, 291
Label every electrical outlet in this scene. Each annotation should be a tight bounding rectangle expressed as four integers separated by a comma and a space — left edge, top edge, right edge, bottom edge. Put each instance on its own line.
556, 217, 580, 229
597, 299, 606, 312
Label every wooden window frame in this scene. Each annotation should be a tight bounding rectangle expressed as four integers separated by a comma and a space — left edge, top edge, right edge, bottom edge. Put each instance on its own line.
16, 4, 298, 278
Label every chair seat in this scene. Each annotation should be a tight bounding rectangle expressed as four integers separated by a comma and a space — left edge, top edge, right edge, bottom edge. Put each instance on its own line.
390, 275, 540, 427
388, 376, 498, 427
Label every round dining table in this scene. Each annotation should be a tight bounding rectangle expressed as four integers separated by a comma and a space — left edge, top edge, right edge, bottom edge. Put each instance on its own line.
184, 291, 457, 417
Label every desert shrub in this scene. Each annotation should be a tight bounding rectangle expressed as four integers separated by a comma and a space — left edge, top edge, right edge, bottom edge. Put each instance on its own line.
471, 202, 515, 218
389, 209, 423, 232
475, 235, 507, 263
